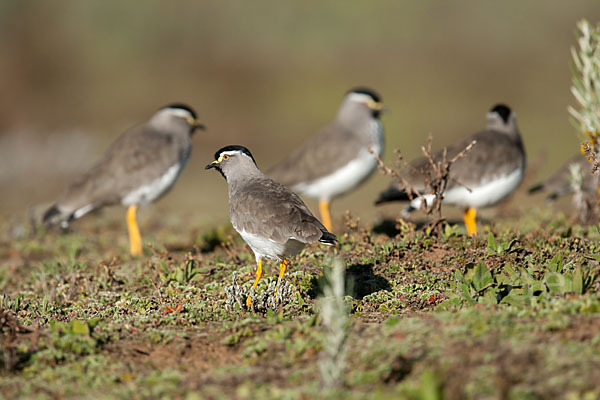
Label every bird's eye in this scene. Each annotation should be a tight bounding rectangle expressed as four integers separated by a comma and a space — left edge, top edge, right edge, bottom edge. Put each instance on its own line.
222, 154, 230, 160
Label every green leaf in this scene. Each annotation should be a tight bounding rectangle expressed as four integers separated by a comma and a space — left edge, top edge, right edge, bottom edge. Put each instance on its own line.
573, 266, 584, 294
544, 272, 565, 294
419, 369, 443, 400
503, 264, 517, 280
500, 288, 525, 306
454, 270, 466, 284
529, 281, 545, 295
547, 252, 563, 273
71, 320, 90, 335
584, 253, 600, 262
87, 318, 101, 330
487, 233, 498, 253
495, 272, 511, 285
458, 283, 476, 305
472, 262, 493, 291
481, 288, 498, 304
502, 239, 519, 253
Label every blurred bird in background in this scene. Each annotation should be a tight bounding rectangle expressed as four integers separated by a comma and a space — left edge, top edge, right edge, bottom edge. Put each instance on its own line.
376, 104, 526, 237
43, 104, 205, 256
268, 87, 385, 232
528, 153, 600, 222
528, 153, 599, 201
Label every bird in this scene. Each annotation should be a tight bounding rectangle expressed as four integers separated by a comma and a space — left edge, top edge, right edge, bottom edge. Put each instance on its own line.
267, 87, 385, 232
43, 104, 205, 256
528, 153, 598, 201
375, 104, 526, 237
205, 145, 337, 307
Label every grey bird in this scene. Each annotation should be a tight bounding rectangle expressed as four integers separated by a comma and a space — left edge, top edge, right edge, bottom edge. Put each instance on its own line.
376, 104, 526, 237
43, 104, 205, 256
205, 145, 337, 307
267, 87, 385, 232
528, 153, 598, 201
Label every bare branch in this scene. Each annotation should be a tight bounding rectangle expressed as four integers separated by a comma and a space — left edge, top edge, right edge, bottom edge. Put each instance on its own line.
451, 140, 477, 163
370, 147, 427, 204
371, 135, 477, 235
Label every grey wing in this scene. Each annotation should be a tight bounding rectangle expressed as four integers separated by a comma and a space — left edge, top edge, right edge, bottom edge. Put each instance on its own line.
403, 130, 524, 190
56, 125, 183, 213
530, 154, 597, 199
232, 179, 327, 244
267, 122, 361, 186
446, 132, 524, 191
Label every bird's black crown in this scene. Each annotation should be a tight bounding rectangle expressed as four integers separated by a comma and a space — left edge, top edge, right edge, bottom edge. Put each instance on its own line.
348, 87, 382, 103
162, 103, 198, 120
214, 145, 257, 165
490, 104, 512, 123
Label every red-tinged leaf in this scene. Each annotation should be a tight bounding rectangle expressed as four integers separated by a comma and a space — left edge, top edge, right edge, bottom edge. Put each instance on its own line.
164, 306, 175, 314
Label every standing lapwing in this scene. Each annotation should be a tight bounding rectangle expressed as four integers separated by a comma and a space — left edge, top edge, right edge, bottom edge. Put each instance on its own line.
528, 153, 598, 201
43, 104, 205, 256
376, 104, 526, 236
206, 145, 336, 307
267, 87, 385, 232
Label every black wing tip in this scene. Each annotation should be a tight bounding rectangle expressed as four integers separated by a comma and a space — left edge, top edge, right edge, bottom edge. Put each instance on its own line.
375, 187, 410, 205
546, 192, 559, 201
527, 183, 544, 194
319, 231, 337, 245
42, 204, 61, 223
528, 183, 562, 202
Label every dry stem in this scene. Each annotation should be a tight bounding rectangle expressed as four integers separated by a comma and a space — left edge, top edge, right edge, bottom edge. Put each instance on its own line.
372, 138, 476, 233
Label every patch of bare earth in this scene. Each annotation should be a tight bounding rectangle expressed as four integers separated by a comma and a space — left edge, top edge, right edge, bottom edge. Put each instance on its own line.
107, 329, 241, 374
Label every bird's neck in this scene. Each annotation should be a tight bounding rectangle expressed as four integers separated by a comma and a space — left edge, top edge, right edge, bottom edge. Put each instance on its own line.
226, 168, 264, 192
487, 119, 520, 139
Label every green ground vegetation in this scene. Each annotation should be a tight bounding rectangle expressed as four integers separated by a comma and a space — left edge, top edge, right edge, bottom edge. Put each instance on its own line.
0, 209, 599, 399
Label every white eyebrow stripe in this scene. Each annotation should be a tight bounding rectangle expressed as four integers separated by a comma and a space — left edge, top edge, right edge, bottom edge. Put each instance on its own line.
162, 108, 193, 118
347, 93, 375, 103
220, 150, 242, 157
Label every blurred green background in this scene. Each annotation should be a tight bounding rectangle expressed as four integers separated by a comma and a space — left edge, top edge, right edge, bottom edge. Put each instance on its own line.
2, 1, 600, 228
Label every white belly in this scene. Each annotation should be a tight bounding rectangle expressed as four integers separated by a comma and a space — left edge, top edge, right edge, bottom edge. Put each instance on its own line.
410, 167, 524, 209
121, 163, 183, 206
293, 149, 378, 201
293, 120, 383, 201
238, 230, 306, 262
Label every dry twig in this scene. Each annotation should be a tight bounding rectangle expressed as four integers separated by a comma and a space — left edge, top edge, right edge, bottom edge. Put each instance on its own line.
371, 137, 476, 233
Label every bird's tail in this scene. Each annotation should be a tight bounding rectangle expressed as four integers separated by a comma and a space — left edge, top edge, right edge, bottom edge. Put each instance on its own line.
527, 183, 545, 194
42, 204, 72, 227
374, 186, 411, 205
528, 183, 561, 201
319, 231, 337, 246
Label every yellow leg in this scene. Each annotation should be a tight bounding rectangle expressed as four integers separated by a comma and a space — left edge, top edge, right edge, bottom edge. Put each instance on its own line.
463, 207, 477, 237
275, 259, 288, 296
319, 199, 333, 232
246, 259, 263, 308
126, 205, 142, 256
